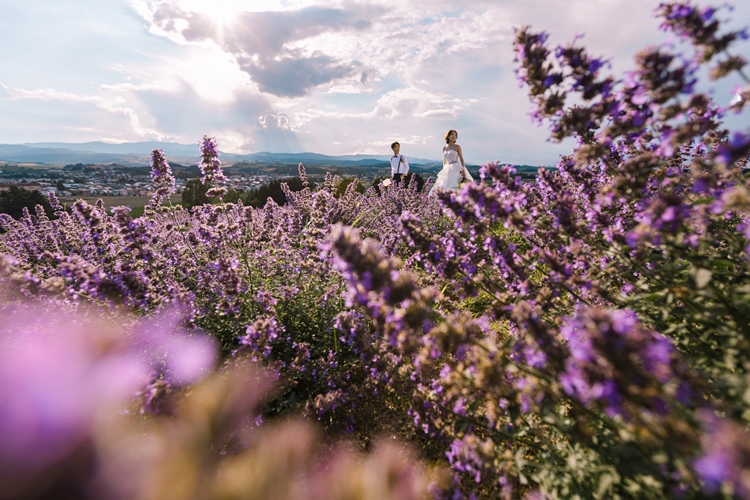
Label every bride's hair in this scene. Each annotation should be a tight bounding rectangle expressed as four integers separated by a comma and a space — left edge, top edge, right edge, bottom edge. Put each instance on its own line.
444, 129, 458, 144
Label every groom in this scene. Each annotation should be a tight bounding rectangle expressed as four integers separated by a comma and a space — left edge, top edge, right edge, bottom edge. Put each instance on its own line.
390, 141, 409, 184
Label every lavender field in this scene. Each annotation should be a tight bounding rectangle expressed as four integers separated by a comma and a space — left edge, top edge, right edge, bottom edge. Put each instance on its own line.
2, 3, 750, 499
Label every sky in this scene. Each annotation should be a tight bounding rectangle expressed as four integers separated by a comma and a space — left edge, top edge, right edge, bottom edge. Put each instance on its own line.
0, 0, 748, 165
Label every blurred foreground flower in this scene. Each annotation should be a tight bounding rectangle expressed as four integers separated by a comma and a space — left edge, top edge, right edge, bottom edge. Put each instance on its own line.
0, 300, 430, 499
694, 411, 750, 499
0, 303, 217, 497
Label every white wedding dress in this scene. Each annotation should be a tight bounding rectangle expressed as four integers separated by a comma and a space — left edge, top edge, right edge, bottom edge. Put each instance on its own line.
429, 149, 473, 195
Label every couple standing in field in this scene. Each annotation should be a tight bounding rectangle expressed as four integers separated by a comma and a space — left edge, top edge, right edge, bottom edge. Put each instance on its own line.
390, 129, 474, 195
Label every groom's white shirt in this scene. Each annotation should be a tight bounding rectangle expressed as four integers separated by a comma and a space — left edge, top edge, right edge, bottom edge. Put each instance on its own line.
390, 154, 410, 176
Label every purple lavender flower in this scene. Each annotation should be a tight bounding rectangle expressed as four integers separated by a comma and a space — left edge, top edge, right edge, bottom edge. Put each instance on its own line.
694, 411, 750, 498
150, 148, 175, 205
560, 308, 692, 419
0, 303, 218, 476
239, 315, 285, 359
133, 307, 217, 386
0, 320, 143, 473
445, 437, 488, 484
199, 135, 227, 199
715, 132, 750, 167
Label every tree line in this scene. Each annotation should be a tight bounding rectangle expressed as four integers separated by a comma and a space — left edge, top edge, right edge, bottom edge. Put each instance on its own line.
181, 173, 425, 209
0, 173, 427, 219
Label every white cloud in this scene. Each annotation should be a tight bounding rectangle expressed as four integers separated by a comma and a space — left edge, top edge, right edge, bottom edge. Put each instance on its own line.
1, 0, 747, 165
1, 84, 168, 141
371, 87, 479, 119
133, 1, 387, 97
258, 113, 297, 131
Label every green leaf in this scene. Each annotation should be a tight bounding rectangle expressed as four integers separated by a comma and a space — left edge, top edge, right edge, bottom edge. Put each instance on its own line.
691, 196, 715, 205
710, 259, 736, 269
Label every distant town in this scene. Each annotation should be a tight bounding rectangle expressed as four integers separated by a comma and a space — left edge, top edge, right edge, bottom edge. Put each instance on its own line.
0, 141, 549, 207
0, 161, 395, 199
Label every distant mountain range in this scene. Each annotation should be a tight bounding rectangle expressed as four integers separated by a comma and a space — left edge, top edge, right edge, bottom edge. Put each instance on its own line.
0, 141, 442, 167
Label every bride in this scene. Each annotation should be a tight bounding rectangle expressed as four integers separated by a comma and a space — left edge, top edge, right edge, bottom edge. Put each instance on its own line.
429, 129, 473, 196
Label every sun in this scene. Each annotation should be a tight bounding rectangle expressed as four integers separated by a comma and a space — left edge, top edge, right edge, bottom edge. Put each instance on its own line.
176, 0, 291, 26
177, 0, 245, 26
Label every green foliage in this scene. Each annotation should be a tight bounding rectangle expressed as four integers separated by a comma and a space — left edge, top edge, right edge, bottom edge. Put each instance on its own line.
242, 177, 316, 208
0, 185, 53, 220
333, 177, 365, 198
371, 172, 427, 194
181, 179, 240, 208
222, 188, 241, 204
181, 178, 208, 209
613, 212, 750, 413
63, 163, 88, 171
129, 206, 145, 218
